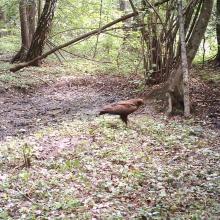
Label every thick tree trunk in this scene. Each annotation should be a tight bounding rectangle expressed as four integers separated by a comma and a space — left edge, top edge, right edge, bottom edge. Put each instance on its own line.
25, 0, 58, 66
11, 0, 30, 63
216, 0, 220, 66
177, 0, 190, 117
146, 15, 162, 84
27, 0, 37, 43
167, 0, 213, 114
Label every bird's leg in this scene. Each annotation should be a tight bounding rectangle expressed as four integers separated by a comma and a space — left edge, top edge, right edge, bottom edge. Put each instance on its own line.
120, 115, 128, 126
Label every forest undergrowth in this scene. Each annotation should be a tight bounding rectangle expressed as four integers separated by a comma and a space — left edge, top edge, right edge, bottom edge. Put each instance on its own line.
0, 60, 219, 219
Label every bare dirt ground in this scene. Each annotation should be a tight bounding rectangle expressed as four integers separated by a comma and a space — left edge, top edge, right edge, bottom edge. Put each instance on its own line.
0, 61, 220, 219
0, 67, 220, 142
0, 74, 145, 141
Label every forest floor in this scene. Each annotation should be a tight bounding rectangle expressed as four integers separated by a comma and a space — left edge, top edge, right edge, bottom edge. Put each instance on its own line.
0, 58, 220, 219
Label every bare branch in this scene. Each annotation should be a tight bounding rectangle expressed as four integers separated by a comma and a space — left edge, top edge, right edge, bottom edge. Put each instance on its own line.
10, 12, 138, 72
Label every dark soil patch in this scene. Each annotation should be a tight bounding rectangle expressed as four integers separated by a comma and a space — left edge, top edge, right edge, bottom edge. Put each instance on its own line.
190, 78, 220, 129
0, 75, 141, 141
143, 75, 220, 130
1, 65, 219, 141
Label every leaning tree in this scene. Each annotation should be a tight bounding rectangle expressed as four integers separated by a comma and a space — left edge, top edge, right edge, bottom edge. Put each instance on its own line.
25, 0, 58, 66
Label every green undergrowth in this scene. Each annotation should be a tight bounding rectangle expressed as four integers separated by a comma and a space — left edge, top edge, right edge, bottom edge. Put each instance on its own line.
0, 115, 219, 219
0, 61, 93, 91
0, 58, 143, 92
0, 35, 20, 53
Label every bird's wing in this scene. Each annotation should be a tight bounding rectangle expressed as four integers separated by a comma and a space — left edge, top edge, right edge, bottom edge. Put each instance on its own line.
101, 103, 138, 115
113, 99, 136, 105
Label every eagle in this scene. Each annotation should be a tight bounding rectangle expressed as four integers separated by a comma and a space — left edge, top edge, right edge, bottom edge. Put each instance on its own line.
99, 98, 144, 125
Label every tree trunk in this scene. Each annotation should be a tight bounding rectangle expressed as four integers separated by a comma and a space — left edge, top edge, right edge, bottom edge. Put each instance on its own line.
119, 0, 131, 26
167, 0, 213, 114
11, 0, 30, 63
177, 0, 190, 117
216, 0, 220, 66
116, 0, 132, 66
27, 0, 37, 43
10, 12, 138, 72
25, 0, 58, 66
146, 14, 162, 84
38, 0, 42, 21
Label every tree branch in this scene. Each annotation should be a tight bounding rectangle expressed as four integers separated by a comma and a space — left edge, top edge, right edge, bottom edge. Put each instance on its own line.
154, 0, 170, 7
10, 12, 138, 72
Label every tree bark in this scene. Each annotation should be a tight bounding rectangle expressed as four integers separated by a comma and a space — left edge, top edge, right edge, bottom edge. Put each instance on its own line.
10, 12, 138, 72
38, 0, 42, 21
25, 0, 58, 66
27, 0, 37, 43
11, 0, 30, 63
177, 0, 190, 117
186, 0, 213, 64
167, 0, 213, 114
216, 0, 220, 66
119, 0, 131, 26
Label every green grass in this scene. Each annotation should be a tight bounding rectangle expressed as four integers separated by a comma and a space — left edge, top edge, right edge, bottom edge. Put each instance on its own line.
0, 36, 219, 219
0, 35, 20, 53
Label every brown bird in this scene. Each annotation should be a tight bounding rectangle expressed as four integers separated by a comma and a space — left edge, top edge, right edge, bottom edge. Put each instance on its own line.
99, 98, 144, 125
